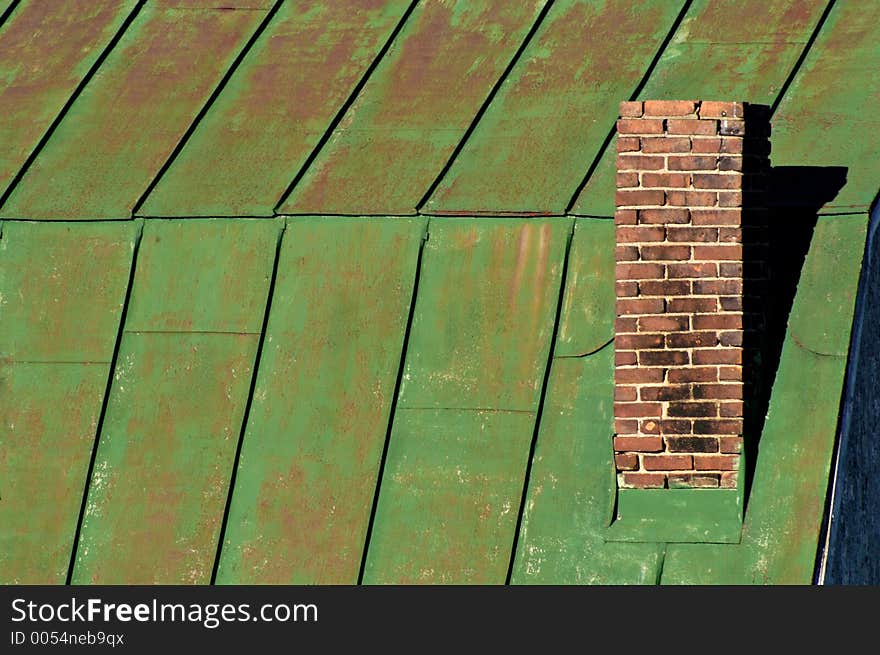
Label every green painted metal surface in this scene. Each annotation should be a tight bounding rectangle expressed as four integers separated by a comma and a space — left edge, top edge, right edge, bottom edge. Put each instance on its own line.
571, 0, 829, 217
511, 353, 663, 584
424, 0, 685, 216
217, 217, 424, 584
0, 1, 271, 219
0, 0, 138, 200
397, 218, 570, 411
555, 218, 614, 357
0, 222, 136, 583
661, 214, 867, 583
362, 218, 569, 583
772, 1, 880, 214
71, 219, 278, 583
278, 0, 548, 215
140, 0, 412, 217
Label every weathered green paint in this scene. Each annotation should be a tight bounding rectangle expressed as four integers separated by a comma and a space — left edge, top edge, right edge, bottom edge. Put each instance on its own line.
424, 0, 685, 216
0, 221, 138, 360
398, 218, 571, 410
511, 353, 663, 584
140, 1, 412, 217
0, 0, 138, 200
661, 215, 867, 584
555, 218, 614, 357
571, 0, 830, 217
71, 219, 278, 584
0, 363, 107, 583
0, 221, 135, 583
279, 0, 548, 215
125, 219, 281, 333
0, 1, 271, 219
217, 217, 424, 584
363, 408, 536, 584
608, 489, 742, 543
71, 333, 259, 584
362, 218, 569, 583
772, 1, 880, 214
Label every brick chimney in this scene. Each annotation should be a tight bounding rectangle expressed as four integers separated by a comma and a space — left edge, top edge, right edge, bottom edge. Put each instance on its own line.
613, 99, 756, 491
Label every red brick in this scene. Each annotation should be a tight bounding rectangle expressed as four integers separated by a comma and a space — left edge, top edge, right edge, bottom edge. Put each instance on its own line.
617, 136, 640, 152
615, 209, 638, 225
617, 297, 665, 314
643, 454, 693, 471
616, 281, 638, 298
693, 314, 742, 330
720, 436, 743, 453
668, 155, 718, 171
621, 472, 666, 489
669, 473, 720, 488
718, 367, 741, 381
618, 154, 665, 171
667, 118, 718, 135
616, 262, 665, 280
719, 227, 742, 242
619, 101, 643, 117
693, 279, 742, 295
691, 209, 741, 226
638, 279, 690, 296
693, 419, 743, 435
617, 118, 664, 134
614, 453, 639, 470
639, 350, 689, 366
641, 136, 691, 153
665, 436, 719, 453
668, 191, 718, 207
693, 244, 743, 260
667, 227, 718, 242
693, 455, 739, 471
638, 208, 690, 224
641, 172, 690, 187
615, 316, 638, 332
667, 331, 718, 348
617, 172, 639, 187
719, 119, 744, 136
615, 350, 638, 366
699, 101, 743, 119
692, 348, 742, 365
618, 226, 666, 243
643, 100, 696, 116
720, 137, 743, 154
659, 419, 692, 434
718, 156, 743, 172
640, 244, 691, 261
691, 137, 721, 153
720, 296, 742, 311
719, 262, 743, 277
668, 401, 718, 418
616, 333, 664, 349
640, 384, 690, 401
667, 262, 718, 278
613, 436, 663, 452
667, 297, 718, 313
693, 173, 741, 190
720, 330, 743, 346
638, 315, 689, 332
639, 419, 661, 434
615, 385, 638, 402
616, 368, 664, 384
720, 471, 738, 488
614, 419, 639, 434
719, 401, 744, 417
616, 245, 639, 261
718, 191, 743, 207
616, 189, 665, 206
667, 367, 718, 383
692, 383, 743, 400
615, 401, 662, 418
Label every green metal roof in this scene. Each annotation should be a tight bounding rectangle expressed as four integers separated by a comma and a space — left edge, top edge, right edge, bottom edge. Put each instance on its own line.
0, 0, 877, 584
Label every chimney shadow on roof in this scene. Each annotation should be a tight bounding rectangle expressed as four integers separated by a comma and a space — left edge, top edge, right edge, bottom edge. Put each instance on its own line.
741, 106, 848, 509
